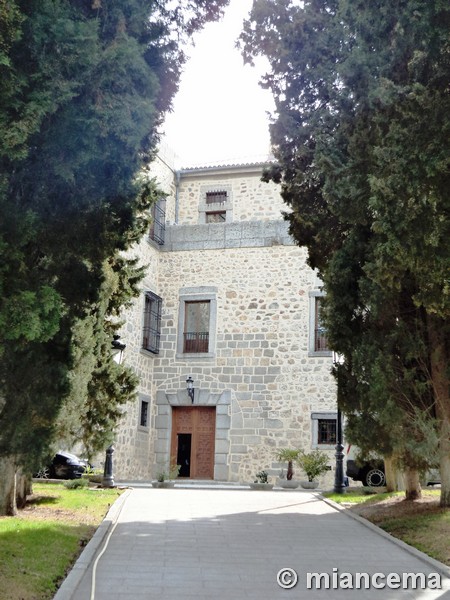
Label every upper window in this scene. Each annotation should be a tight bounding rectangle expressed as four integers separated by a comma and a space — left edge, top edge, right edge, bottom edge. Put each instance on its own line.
176, 287, 217, 358
142, 291, 162, 354
199, 186, 233, 224
183, 301, 210, 353
309, 292, 331, 355
314, 297, 329, 352
149, 198, 166, 245
206, 191, 227, 204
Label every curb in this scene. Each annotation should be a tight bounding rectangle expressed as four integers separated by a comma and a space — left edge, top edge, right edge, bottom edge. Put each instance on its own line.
53, 487, 132, 600
320, 494, 450, 580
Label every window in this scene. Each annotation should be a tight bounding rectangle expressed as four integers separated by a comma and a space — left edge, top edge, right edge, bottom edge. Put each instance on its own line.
206, 191, 227, 204
199, 186, 233, 224
317, 419, 336, 445
176, 287, 217, 358
149, 198, 166, 245
142, 291, 162, 354
309, 292, 331, 355
183, 301, 210, 353
140, 400, 149, 428
311, 413, 337, 447
205, 211, 226, 223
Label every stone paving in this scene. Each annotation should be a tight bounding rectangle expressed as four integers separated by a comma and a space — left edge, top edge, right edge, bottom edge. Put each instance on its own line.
54, 487, 450, 600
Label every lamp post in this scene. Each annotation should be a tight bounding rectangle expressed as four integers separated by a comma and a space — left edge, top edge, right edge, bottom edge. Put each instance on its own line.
102, 444, 115, 488
333, 352, 346, 494
186, 376, 194, 403
111, 334, 126, 364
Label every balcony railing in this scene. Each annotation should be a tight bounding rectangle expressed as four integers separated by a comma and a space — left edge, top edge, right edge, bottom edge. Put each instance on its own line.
183, 331, 209, 353
314, 328, 329, 352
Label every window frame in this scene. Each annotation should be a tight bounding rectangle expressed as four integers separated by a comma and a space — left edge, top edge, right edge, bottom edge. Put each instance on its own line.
311, 412, 337, 448
138, 396, 150, 431
148, 198, 166, 245
176, 287, 217, 358
142, 291, 162, 354
198, 185, 233, 224
308, 291, 331, 356
205, 210, 226, 223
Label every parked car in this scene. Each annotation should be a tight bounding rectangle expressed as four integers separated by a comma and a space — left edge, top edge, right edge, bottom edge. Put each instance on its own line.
346, 446, 441, 487
34, 451, 87, 480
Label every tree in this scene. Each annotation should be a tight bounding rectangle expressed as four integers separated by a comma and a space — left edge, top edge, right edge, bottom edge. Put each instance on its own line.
241, 0, 450, 504
0, 0, 229, 515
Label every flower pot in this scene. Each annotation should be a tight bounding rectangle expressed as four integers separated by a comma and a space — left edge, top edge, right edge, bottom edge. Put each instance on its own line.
249, 483, 274, 490
300, 480, 319, 489
278, 479, 300, 489
151, 481, 175, 488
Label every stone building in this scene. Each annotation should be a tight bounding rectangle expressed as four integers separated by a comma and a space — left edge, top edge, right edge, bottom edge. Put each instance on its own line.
113, 145, 338, 485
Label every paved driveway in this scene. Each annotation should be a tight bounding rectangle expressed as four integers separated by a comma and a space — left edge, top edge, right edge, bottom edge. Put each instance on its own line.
55, 488, 450, 600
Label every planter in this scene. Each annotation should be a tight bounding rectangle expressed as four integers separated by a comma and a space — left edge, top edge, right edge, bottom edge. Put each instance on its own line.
249, 483, 274, 490
300, 480, 319, 489
278, 479, 300, 489
151, 481, 175, 488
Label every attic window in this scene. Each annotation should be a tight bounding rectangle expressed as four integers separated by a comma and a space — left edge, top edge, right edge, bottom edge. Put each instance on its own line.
206, 191, 227, 204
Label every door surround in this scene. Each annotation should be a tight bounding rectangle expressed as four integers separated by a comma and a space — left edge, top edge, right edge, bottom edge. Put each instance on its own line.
154, 388, 231, 481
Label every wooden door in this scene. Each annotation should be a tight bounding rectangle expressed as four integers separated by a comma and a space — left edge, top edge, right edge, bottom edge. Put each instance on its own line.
171, 407, 216, 479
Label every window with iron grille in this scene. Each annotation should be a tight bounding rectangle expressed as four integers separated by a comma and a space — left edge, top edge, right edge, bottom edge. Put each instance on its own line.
206, 190, 227, 204
149, 198, 166, 245
140, 400, 149, 428
317, 419, 336, 445
183, 300, 210, 353
205, 211, 226, 223
142, 291, 162, 353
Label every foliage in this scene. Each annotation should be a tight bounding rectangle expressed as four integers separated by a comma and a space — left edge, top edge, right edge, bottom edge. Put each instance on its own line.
296, 450, 330, 482
63, 478, 88, 490
0, 483, 123, 599
254, 470, 269, 484
241, 0, 450, 505
0, 0, 229, 487
156, 463, 181, 482
275, 448, 299, 480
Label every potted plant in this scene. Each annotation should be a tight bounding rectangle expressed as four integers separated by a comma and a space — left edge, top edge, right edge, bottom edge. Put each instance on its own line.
151, 464, 180, 488
276, 448, 300, 489
296, 449, 330, 489
249, 470, 274, 490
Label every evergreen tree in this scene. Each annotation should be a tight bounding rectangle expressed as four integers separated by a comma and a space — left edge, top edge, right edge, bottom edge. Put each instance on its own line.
0, 0, 229, 514
242, 0, 450, 504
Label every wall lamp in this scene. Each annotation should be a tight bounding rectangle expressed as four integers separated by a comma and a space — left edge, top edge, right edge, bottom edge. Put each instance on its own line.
186, 376, 194, 403
111, 334, 126, 364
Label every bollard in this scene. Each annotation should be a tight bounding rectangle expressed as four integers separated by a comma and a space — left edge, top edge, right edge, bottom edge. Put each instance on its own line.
102, 444, 115, 488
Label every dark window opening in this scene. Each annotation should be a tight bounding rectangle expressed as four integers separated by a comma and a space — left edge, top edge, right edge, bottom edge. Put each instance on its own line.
318, 419, 336, 445
206, 211, 226, 223
140, 400, 149, 427
143, 292, 162, 353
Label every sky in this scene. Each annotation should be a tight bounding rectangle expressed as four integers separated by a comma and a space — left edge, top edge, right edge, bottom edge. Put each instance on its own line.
161, 0, 275, 168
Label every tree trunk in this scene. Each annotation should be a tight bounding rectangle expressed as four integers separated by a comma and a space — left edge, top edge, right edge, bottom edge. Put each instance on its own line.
287, 460, 294, 480
384, 456, 405, 492
404, 467, 422, 500
0, 456, 18, 516
427, 314, 450, 507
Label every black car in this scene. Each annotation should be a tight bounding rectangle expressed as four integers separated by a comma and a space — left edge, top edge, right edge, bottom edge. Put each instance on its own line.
34, 451, 87, 480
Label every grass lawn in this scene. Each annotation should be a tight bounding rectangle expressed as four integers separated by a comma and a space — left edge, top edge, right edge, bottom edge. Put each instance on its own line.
0, 482, 124, 600
323, 488, 450, 567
